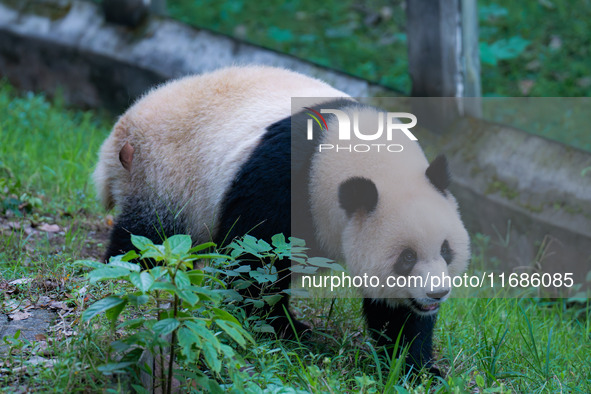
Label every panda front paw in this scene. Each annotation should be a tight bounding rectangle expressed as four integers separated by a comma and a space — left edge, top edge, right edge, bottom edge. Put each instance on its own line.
267, 314, 311, 340
427, 364, 443, 377
277, 318, 311, 340
405, 357, 443, 378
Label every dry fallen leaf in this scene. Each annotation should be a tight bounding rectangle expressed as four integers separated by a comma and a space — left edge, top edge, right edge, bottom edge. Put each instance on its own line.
62, 329, 75, 337
37, 223, 61, 233
538, 0, 555, 9
519, 80, 535, 95
48, 301, 71, 311
26, 356, 57, 368
8, 278, 34, 286
4, 299, 21, 312
35, 334, 47, 341
35, 296, 52, 306
35, 278, 61, 291
2, 221, 34, 236
233, 24, 247, 39
549, 35, 562, 51
9, 311, 32, 321
7, 221, 21, 230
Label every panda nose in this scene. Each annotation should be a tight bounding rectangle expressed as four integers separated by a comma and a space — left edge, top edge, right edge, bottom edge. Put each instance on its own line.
427, 289, 450, 300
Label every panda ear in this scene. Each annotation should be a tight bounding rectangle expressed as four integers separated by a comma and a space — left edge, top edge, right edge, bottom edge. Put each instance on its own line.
119, 142, 134, 172
426, 154, 450, 194
339, 177, 378, 217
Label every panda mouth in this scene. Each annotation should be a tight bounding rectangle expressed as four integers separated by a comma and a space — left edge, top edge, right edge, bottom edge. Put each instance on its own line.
410, 299, 440, 314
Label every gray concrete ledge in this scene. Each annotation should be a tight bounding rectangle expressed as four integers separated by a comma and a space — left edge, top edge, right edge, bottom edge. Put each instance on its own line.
0, 310, 55, 353
436, 118, 591, 290
0, 0, 394, 112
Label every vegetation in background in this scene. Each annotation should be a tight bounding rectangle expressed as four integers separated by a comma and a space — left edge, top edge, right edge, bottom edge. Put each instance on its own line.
0, 82, 112, 284
78, 232, 591, 392
167, 0, 591, 98
482, 97, 591, 152
167, 0, 591, 151
0, 82, 110, 216
478, 0, 591, 97
167, 0, 411, 93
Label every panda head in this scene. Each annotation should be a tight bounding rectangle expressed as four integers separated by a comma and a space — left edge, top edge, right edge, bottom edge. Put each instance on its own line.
337, 155, 470, 315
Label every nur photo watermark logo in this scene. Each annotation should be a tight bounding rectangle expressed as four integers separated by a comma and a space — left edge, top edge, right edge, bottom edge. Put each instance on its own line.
305, 107, 418, 153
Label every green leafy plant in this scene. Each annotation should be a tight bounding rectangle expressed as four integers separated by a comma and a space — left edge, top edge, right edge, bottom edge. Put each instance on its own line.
77, 233, 339, 392
479, 36, 530, 66
0, 163, 43, 217
215, 233, 345, 334
78, 234, 255, 392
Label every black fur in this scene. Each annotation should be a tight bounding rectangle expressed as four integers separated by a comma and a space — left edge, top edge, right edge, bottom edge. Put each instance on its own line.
215, 116, 305, 337
363, 299, 439, 375
105, 194, 185, 265
338, 177, 379, 217
214, 99, 355, 337
425, 154, 450, 195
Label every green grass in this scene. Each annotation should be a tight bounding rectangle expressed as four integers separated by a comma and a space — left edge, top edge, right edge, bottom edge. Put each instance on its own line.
213, 295, 591, 392
1, 321, 121, 392
1, 86, 590, 391
0, 82, 111, 292
0, 82, 111, 216
438, 298, 590, 392
479, 0, 591, 97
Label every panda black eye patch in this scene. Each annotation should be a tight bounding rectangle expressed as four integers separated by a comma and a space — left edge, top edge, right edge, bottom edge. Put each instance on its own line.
338, 177, 379, 217
440, 240, 454, 265
395, 248, 417, 275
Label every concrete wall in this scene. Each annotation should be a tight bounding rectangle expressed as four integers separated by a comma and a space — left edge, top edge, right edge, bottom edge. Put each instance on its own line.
435, 119, 591, 294
0, 0, 392, 112
1, 0, 589, 295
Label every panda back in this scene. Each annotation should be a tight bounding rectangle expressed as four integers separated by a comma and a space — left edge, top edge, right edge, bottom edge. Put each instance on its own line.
93, 66, 348, 243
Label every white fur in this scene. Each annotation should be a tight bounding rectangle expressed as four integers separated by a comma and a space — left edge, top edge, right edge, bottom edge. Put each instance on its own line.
94, 66, 348, 242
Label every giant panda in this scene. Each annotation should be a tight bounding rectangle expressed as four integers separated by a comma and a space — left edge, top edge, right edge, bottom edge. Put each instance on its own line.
94, 66, 470, 374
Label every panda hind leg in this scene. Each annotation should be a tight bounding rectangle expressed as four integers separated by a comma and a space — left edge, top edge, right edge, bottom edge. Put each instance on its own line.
363, 299, 440, 376
104, 195, 183, 264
